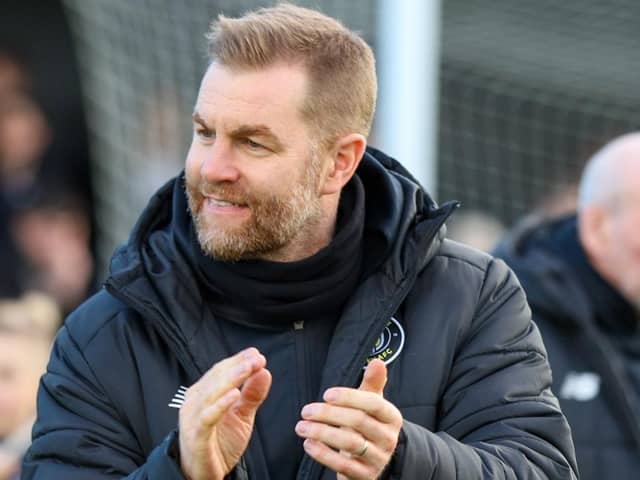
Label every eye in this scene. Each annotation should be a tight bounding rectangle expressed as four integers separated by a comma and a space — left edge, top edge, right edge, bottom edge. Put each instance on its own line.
243, 138, 268, 151
195, 127, 215, 141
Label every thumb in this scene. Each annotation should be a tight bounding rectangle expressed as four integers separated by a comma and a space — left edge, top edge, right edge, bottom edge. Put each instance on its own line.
359, 358, 387, 395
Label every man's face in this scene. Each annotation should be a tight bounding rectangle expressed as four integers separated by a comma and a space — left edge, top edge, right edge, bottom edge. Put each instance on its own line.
185, 63, 326, 261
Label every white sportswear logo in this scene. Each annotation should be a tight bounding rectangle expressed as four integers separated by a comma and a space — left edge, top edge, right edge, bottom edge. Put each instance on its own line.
559, 371, 600, 402
168, 386, 188, 409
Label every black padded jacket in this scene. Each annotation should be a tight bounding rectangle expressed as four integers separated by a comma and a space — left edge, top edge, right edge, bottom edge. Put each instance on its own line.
23, 148, 578, 479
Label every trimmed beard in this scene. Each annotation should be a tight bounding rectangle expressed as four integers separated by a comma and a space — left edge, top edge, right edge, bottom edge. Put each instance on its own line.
186, 149, 324, 261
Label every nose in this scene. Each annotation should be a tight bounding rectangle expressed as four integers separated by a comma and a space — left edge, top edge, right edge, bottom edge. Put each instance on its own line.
200, 138, 240, 184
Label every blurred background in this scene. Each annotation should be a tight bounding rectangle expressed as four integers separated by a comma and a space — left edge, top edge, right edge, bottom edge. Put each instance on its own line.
1, 0, 640, 475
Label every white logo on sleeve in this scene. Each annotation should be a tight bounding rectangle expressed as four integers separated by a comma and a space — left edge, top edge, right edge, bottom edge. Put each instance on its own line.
559, 372, 601, 401
168, 385, 188, 409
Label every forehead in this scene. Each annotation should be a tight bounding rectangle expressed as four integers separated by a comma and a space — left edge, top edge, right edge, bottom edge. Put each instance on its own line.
195, 62, 309, 131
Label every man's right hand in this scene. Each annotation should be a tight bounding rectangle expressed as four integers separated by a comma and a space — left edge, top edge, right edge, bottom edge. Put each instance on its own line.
179, 347, 272, 480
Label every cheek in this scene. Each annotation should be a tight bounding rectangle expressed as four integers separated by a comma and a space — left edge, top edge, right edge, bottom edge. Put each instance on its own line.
630, 248, 640, 289
0, 371, 22, 406
614, 243, 640, 297
184, 144, 202, 182
620, 222, 640, 274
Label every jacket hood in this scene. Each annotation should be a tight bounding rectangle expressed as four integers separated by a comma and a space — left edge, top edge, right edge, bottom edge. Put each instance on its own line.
493, 214, 593, 328
355, 147, 458, 278
105, 146, 458, 338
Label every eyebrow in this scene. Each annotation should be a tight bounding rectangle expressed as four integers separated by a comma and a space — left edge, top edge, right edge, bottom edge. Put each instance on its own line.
192, 111, 209, 129
192, 111, 284, 151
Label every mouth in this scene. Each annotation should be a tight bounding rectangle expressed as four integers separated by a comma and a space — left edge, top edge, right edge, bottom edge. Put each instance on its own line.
208, 198, 245, 207
202, 196, 250, 216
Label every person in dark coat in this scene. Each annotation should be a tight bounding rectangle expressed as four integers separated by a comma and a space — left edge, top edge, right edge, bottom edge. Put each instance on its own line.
494, 132, 640, 480
23, 4, 577, 479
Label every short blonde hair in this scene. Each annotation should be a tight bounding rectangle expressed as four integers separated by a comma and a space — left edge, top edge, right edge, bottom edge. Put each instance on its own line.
207, 3, 377, 149
0, 292, 60, 340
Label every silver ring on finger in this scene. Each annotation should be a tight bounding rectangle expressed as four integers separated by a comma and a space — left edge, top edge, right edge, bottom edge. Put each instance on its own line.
354, 439, 369, 457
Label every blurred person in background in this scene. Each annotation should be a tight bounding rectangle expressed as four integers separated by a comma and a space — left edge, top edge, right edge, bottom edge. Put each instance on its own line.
445, 208, 506, 252
0, 48, 94, 310
0, 52, 50, 200
0, 292, 59, 480
536, 183, 579, 219
0, 50, 47, 297
494, 132, 640, 479
24, 5, 576, 479
10, 191, 94, 314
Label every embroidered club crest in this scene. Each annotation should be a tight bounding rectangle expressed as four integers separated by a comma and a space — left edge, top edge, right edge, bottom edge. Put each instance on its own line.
364, 317, 405, 368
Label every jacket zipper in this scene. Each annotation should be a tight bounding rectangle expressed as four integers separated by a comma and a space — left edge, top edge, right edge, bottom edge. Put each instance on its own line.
293, 320, 310, 414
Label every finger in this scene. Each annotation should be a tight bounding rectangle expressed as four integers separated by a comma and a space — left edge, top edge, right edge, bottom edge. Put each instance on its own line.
200, 388, 241, 428
203, 347, 266, 385
232, 368, 272, 419
303, 439, 377, 480
296, 420, 386, 464
300, 402, 398, 448
321, 388, 401, 425
193, 348, 266, 404
359, 359, 387, 394
181, 387, 240, 448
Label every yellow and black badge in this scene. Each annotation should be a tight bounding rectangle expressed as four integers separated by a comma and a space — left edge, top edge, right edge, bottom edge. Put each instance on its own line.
364, 317, 405, 368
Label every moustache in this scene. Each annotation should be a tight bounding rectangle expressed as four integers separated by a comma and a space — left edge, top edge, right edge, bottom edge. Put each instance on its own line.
196, 182, 253, 206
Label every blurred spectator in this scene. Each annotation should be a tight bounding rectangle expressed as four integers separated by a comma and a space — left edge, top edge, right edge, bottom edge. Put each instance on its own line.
0, 56, 51, 201
0, 48, 94, 310
493, 132, 640, 479
0, 49, 44, 298
446, 209, 506, 252
0, 292, 60, 480
536, 183, 579, 219
10, 191, 94, 314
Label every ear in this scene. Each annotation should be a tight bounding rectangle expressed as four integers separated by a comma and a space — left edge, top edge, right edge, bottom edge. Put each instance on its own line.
578, 205, 611, 264
320, 133, 367, 195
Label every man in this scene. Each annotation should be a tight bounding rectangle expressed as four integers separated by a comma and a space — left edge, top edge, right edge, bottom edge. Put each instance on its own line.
494, 132, 640, 479
24, 5, 577, 479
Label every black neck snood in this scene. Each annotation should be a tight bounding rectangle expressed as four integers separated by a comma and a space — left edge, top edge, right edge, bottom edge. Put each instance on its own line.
176, 175, 366, 328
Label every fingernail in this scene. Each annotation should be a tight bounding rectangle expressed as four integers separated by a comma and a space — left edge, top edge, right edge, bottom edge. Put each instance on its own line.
243, 347, 258, 360
324, 389, 338, 402
295, 421, 308, 434
301, 405, 315, 418
251, 354, 265, 368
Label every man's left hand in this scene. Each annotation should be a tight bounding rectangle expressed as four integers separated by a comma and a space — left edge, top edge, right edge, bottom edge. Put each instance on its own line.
296, 359, 403, 479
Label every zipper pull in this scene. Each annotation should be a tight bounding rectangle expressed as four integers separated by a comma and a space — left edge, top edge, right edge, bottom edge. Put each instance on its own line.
293, 320, 304, 330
